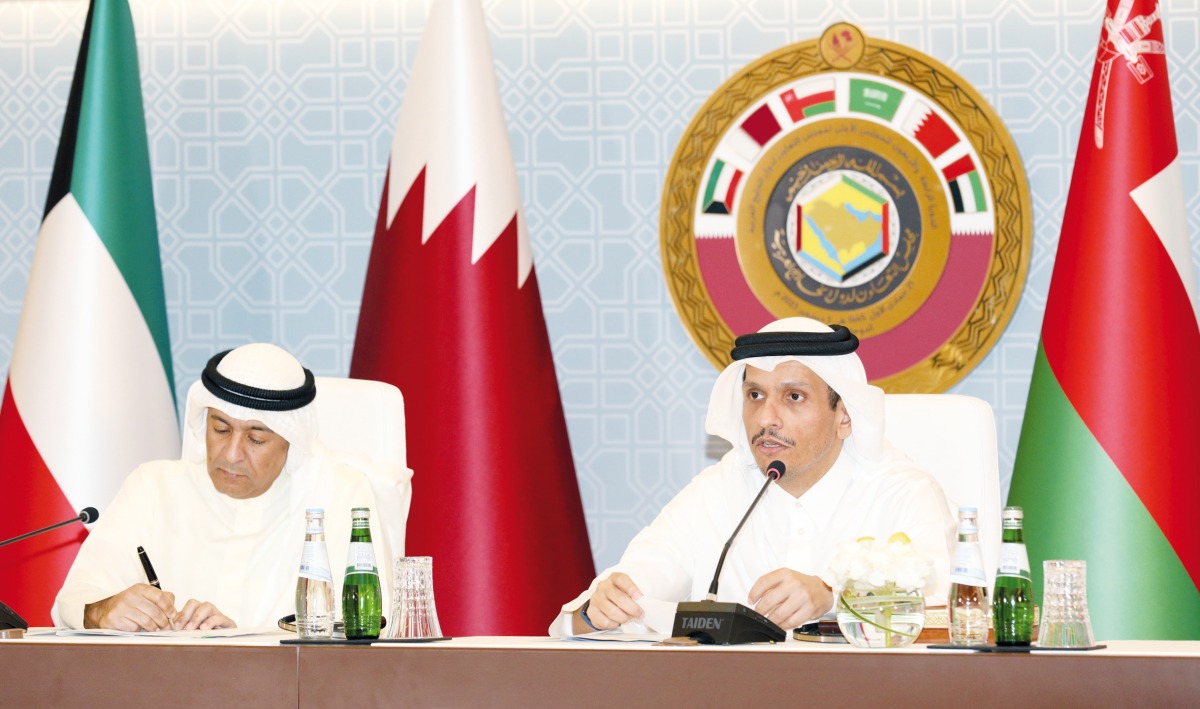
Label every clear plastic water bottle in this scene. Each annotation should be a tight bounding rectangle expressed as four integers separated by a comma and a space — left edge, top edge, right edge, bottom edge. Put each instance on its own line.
295, 508, 333, 638
949, 507, 989, 645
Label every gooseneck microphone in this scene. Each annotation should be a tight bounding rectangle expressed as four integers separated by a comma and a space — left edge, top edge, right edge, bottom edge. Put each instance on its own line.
0, 507, 99, 548
705, 459, 786, 599
671, 460, 789, 645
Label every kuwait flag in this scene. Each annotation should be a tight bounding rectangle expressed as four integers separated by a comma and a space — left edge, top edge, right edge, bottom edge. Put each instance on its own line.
350, 0, 593, 635
1009, 0, 1199, 640
0, 0, 179, 625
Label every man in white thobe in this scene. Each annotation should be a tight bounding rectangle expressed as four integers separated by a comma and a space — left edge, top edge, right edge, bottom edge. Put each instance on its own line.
552, 317, 955, 636
53, 343, 392, 631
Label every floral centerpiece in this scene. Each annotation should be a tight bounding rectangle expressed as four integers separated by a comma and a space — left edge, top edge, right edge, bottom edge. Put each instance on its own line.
828, 532, 934, 648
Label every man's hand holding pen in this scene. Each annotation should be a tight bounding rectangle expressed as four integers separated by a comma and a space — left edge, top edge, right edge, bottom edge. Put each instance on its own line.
82, 583, 177, 631
81, 546, 238, 631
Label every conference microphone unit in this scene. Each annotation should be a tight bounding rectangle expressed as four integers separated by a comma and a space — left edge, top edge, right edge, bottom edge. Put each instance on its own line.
671, 460, 787, 645
0, 506, 98, 632
0, 506, 99, 548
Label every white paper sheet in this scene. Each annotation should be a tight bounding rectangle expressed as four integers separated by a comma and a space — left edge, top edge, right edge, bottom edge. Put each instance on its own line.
56, 626, 285, 639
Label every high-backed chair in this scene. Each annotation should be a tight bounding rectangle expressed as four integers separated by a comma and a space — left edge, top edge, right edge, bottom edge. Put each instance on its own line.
883, 393, 1002, 587
181, 376, 412, 557
309, 376, 412, 557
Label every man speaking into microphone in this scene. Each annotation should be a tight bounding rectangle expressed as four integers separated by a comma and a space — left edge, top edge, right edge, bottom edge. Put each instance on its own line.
551, 317, 955, 636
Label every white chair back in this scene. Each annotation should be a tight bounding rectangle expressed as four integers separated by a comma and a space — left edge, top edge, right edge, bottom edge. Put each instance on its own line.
883, 394, 1002, 587
311, 376, 412, 557
312, 376, 407, 468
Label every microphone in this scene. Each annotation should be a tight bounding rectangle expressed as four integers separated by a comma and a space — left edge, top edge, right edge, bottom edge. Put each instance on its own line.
671, 460, 788, 645
0, 507, 99, 548
0, 507, 97, 632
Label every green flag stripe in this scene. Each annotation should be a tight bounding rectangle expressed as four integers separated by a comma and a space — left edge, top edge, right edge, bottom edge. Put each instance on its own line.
1009, 344, 1200, 639
703, 159, 726, 206
967, 171, 985, 211
70, 0, 173, 388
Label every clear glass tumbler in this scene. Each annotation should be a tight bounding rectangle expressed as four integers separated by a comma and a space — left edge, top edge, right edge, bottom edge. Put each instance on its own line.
388, 556, 444, 639
1037, 560, 1095, 648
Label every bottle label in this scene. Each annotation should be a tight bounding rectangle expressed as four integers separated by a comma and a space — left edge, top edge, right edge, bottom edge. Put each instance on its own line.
996, 542, 1031, 580
298, 541, 332, 583
949, 542, 987, 586
346, 541, 378, 575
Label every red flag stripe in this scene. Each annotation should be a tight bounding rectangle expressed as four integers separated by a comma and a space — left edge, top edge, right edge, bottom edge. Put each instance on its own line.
0, 384, 86, 625
941, 154, 975, 181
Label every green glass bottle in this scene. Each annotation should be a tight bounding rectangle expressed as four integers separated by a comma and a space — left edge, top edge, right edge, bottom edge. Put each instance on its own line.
342, 507, 382, 640
992, 506, 1034, 646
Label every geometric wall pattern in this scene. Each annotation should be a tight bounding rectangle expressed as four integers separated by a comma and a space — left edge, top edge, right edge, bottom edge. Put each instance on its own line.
1, 0, 1197, 573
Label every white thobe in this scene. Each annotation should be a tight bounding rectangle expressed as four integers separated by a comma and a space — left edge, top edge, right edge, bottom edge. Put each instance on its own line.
52, 456, 393, 630
551, 450, 954, 636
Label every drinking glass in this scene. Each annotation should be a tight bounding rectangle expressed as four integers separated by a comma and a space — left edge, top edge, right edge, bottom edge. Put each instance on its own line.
1037, 560, 1095, 648
388, 556, 443, 639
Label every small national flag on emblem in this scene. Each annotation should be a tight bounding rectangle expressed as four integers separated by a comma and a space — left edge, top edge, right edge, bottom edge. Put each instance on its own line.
702, 159, 744, 215
902, 101, 960, 159
780, 80, 836, 122
739, 103, 783, 149
848, 78, 904, 121
942, 154, 987, 213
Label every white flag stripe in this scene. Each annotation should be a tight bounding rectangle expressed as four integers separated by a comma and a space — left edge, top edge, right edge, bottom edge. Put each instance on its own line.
9, 195, 180, 513
387, 0, 531, 287
1130, 156, 1198, 325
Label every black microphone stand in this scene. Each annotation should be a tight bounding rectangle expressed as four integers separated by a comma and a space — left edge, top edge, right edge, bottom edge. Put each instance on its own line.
0, 508, 97, 548
670, 463, 787, 645
0, 508, 98, 631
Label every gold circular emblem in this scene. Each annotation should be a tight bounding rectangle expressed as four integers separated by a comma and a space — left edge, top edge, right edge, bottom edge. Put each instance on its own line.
660, 24, 1032, 392
820, 23, 865, 69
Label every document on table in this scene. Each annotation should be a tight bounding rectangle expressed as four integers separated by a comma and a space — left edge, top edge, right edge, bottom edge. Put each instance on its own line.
56, 626, 283, 639
567, 597, 677, 642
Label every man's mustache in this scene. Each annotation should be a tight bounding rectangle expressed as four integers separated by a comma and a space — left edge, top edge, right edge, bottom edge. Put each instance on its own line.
212, 462, 248, 476
750, 427, 795, 446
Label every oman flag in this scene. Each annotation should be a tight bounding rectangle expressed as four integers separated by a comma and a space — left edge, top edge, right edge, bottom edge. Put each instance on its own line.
0, 0, 179, 625
350, 0, 593, 635
1009, 0, 1199, 639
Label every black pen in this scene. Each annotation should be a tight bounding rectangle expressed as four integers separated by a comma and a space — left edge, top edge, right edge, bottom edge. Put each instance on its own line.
137, 545, 175, 630
137, 545, 160, 588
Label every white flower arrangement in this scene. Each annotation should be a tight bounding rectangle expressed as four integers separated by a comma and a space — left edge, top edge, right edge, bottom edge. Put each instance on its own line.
828, 533, 934, 593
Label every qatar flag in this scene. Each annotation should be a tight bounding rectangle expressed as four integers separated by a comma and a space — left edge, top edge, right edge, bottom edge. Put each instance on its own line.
350, 0, 593, 635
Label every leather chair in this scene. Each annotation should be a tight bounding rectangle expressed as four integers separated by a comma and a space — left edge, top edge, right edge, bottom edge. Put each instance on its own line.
883, 393, 1002, 586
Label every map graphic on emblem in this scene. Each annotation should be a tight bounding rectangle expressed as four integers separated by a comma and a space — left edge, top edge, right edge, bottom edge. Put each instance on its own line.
661, 23, 1032, 392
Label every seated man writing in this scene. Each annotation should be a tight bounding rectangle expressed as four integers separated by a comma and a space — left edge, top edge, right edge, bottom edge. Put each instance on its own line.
53, 343, 393, 631
552, 317, 955, 635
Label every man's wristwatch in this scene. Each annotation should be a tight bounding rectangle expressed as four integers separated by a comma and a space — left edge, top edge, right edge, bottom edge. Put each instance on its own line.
578, 599, 600, 631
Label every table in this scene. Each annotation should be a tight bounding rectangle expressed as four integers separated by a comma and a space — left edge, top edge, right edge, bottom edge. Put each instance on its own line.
3, 635, 1200, 708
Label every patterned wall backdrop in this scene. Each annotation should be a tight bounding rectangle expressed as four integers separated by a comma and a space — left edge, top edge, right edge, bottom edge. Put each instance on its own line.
1, 0, 1197, 573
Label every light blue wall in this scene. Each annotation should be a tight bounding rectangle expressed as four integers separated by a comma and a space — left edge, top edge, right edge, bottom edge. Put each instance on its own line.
1, 0, 1197, 573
